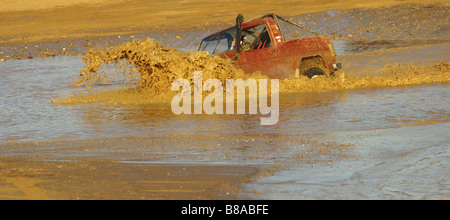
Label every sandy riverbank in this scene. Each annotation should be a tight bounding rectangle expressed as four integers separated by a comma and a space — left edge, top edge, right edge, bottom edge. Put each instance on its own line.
2, 0, 446, 42
0, 156, 257, 200
0, 0, 448, 59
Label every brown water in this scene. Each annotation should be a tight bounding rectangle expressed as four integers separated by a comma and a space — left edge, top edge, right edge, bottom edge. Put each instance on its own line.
1, 29, 449, 199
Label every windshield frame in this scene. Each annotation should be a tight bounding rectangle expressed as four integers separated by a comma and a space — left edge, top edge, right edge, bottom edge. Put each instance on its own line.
198, 26, 238, 55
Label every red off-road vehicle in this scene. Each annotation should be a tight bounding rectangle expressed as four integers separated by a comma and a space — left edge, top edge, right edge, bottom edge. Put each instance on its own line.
199, 14, 341, 79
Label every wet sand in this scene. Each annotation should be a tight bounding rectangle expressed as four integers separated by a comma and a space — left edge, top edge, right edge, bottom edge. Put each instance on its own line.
0, 134, 349, 200
0, 156, 257, 200
1, 0, 449, 200
1, 0, 449, 59
0, 135, 278, 200
2, 0, 446, 43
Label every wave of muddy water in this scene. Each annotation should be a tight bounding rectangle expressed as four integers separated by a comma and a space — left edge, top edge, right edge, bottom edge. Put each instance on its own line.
1, 6, 450, 199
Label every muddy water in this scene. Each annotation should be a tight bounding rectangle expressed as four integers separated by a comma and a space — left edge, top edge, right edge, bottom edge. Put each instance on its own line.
2, 45, 448, 141
244, 124, 450, 199
244, 85, 450, 199
1, 35, 450, 199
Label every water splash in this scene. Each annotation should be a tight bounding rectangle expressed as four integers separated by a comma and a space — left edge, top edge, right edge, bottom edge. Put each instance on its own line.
54, 38, 449, 105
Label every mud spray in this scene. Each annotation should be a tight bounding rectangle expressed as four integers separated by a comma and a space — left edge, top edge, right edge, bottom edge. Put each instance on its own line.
53, 38, 450, 105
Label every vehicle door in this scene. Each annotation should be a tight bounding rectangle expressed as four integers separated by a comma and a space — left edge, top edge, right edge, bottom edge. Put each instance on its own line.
235, 22, 280, 78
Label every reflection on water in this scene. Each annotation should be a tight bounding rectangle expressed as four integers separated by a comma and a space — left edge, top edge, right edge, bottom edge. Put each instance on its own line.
0, 56, 84, 141
1, 55, 448, 141
71, 83, 449, 140
244, 121, 450, 199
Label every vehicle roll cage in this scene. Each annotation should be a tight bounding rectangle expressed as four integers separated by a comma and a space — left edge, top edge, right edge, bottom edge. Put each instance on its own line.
234, 14, 320, 59
199, 13, 321, 59
249, 13, 320, 36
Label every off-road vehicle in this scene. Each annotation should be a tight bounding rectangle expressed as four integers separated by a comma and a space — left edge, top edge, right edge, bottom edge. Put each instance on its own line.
199, 14, 341, 79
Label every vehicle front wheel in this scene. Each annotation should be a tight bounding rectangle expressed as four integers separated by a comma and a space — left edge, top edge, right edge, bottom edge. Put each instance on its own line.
303, 67, 327, 78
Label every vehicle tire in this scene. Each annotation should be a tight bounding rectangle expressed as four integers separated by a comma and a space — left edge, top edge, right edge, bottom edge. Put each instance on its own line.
299, 56, 330, 79
303, 67, 326, 78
